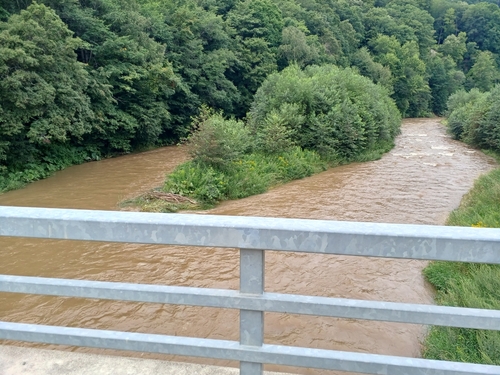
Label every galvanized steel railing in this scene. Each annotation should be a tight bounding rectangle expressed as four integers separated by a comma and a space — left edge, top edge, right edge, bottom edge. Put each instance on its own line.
1, 206, 500, 375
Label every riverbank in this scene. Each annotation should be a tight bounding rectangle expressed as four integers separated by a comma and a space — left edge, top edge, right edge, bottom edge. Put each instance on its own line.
423, 155, 500, 365
0, 143, 171, 196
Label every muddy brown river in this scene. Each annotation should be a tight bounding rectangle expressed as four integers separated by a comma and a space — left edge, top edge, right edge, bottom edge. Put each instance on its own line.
0, 118, 496, 374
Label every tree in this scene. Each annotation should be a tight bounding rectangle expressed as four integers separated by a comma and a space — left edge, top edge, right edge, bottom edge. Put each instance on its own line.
141, 0, 240, 122
466, 51, 499, 91
249, 64, 401, 160
370, 35, 431, 117
351, 47, 393, 90
227, 0, 283, 48
0, 3, 93, 168
278, 26, 319, 67
385, 0, 436, 54
427, 53, 464, 115
226, 0, 283, 116
460, 2, 500, 55
439, 32, 467, 65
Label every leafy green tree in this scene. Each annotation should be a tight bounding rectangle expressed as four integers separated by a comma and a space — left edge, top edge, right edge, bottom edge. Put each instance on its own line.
385, 0, 436, 54
227, 0, 283, 48
371, 35, 431, 117
140, 0, 240, 123
351, 47, 393, 90
439, 32, 467, 65
466, 51, 500, 91
363, 3, 435, 55
446, 86, 500, 153
226, 0, 283, 116
278, 26, 319, 67
0, 3, 93, 168
427, 53, 464, 115
44, 0, 180, 148
249, 64, 401, 160
187, 106, 252, 169
460, 2, 500, 55
442, 8, 457, 37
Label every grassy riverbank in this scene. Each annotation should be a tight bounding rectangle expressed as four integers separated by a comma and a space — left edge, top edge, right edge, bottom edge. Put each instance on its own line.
423, 162, 500, 365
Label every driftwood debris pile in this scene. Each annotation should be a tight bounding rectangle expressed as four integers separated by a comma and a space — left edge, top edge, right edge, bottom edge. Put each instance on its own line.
144, 191, 197, 205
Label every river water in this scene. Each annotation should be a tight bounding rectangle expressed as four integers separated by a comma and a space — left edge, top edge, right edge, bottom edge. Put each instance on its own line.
0, 118, 496, 374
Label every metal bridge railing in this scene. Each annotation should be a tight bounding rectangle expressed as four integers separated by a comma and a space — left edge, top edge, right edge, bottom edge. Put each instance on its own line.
0, 206, 500, 375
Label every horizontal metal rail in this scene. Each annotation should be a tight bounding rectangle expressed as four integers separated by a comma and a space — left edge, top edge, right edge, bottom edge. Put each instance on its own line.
2, 275, 500, 330
1, 206, 500, 374
1, 206, 500, 263
1, 322, 499, 375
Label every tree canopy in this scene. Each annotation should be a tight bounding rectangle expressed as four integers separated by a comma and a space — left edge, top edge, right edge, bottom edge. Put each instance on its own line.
1, 0, 500, 188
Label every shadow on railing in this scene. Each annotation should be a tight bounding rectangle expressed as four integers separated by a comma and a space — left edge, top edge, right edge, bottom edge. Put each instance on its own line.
0, 206, 500, 375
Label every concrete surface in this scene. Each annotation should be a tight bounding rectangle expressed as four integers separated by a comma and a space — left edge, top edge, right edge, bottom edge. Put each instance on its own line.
0, 346, 292, 375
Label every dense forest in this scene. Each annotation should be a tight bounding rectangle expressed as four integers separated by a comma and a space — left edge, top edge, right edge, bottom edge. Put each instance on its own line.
0, 0, 500, 190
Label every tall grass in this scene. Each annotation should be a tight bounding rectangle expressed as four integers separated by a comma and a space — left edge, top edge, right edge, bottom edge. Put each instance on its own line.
423, 163, 500, 365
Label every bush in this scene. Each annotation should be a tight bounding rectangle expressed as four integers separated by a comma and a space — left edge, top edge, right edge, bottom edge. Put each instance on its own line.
248, 64, 401, 160
446, 89, 485, 116
446, 85, 500, 151
163, 161, 227, 204
163, 148, 325, 207
254, 110, 296, 154
186, 107, 252, 169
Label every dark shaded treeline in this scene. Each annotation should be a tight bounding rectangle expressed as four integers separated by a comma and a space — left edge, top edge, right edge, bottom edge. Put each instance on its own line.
0, 0, 499, 190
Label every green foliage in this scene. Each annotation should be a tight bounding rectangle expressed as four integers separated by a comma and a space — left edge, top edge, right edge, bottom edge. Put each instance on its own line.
466, 51, 500, 92
423, 167, 500, 365
460, 2, 500, 55
446, 86, 500, 152
0, 0, 181, 190
249, 64, 401, 160
0, 3, 93, 165
254, 110, 296, 154
164, 161, 228, 204
163, 147, 325, 206
351, 47, 393, 91
141, 0, 240, 122
439, 32, 467, 65
370, 36, 431, 117
278, 26, 319, 68
186, 107, 252, 169
3, 0, 500, 193
427, 53, 464, 115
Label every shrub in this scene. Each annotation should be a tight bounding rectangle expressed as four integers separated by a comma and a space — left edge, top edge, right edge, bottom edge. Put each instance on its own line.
163, 161, 227, 204
248, 64, 401, 160
187, 107, 252, 169
254, 110, 296, 154
446, 85, 500, 152
163, 148, 325, 207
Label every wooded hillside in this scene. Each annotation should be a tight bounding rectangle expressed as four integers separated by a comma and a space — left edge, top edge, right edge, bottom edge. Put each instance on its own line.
1, 0, 499, 190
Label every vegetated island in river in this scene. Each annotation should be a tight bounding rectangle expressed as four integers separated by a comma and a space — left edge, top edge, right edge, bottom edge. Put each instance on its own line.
123, 65, 401, 213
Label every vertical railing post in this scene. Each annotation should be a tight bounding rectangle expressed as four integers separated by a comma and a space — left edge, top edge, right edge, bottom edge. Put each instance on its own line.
239, 248, 265, 375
